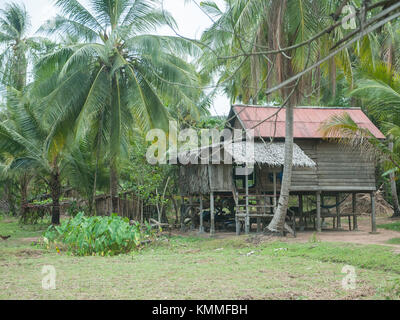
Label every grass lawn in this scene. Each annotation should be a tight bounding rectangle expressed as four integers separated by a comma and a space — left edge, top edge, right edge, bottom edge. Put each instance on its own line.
378, 221, 400, 232
1, 217, 400, 300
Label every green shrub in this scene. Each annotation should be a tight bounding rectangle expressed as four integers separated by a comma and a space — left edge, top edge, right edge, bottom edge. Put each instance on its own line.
43, 212, 157, 256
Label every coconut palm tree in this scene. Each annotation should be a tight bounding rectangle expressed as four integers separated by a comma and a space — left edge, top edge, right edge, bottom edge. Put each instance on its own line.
0, 2, 51, 90
0, 2, 54, 216
0, 89, 67, 224
35, 0, 203, 214
199, 0, 354, 105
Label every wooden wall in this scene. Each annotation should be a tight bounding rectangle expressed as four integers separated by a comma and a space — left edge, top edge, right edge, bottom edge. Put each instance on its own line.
314, 140, 376, 192
178, 140, 377, 194
209, 164, 233, 192
291, 139, 319, 192
292, 139, 377, 192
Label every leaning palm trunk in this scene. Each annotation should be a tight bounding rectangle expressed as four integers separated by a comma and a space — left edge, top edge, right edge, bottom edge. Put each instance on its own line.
267, 103, 294, 233
389, 138, 400, 217
49, 168, 61, 225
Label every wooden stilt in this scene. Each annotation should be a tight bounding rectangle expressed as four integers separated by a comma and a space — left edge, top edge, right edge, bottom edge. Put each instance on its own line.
189, 196, 194, 230
245, 167, 250, 235
210, 192, 215, 236
353, 193, 358, 231
336, 193, 342, 229
180, 197, 185, 231
370, 192, 377, 234
299, 195, 304, 231
199, 196, 204, 234
317, 192, 321, 232
235, 215, 240, 236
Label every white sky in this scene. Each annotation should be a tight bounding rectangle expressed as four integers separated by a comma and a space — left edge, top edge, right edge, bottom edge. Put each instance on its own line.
0, 0, 230, 115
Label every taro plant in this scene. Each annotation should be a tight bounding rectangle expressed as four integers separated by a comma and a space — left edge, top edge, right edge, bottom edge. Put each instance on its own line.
43, 212, 157, 256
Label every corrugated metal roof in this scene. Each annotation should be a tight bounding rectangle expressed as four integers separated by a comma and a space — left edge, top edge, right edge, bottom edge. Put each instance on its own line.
232, 105, 386, 139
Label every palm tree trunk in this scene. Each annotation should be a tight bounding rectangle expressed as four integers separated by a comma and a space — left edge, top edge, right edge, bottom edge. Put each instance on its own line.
267, 103, 295, 233
110, 160, 119, 214
5, 182, 16, 216
13, 42, 27, 91
330, 57, 337, 99
19, 173, 30, 217
109, 76, 120, 215
49, 168, 61, 225
389, 138, 400, 217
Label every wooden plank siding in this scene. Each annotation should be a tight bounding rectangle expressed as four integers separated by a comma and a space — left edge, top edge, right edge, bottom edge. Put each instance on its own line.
209, 164, 233, 192
291, 139, 319, 191
292, 140, 377, 192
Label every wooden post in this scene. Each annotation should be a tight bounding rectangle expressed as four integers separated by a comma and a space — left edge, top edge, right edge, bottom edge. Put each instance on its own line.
123, 196, 126, 218
336, 193, 342, 229
210, 192, 215, 236
316, 192, 321, 232
299, 195, 304, 231
199, 196, 204, 234
352, 192, 358, 231
180, 197, 185, 231
235, 215, 240, 236
257, 217, 262, 233
236, 190, 240, 236
370, 192, 377, 234
189, 196, 194, 230
245, 167, 250, 235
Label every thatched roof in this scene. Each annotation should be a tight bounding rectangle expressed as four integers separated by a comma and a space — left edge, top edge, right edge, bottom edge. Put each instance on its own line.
226, 141, 316, 167
175, 141, 316, 168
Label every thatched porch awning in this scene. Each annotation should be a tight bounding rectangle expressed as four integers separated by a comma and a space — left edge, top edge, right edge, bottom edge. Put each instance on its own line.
176, 141, 316, 168
226, 141, 316, 167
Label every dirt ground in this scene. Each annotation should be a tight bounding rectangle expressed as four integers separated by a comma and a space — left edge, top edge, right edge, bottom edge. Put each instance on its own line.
286, 217, 400, 249
178, 216, 400, 250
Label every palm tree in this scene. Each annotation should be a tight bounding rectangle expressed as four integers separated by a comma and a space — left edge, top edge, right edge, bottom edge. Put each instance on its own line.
199, 0, 353, 105
0, 2, 50, 90
0, 2, 54, 217
0, 89, 66, 224
35, 0, 202, 214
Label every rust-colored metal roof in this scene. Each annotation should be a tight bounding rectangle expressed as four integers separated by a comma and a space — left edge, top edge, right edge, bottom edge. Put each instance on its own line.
232, 105, 386, 139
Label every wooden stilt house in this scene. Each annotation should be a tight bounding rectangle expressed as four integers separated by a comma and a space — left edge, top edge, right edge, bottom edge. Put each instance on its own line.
178, 105, 385, 236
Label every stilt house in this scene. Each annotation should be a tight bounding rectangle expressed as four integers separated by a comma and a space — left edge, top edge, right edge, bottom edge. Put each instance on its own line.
178, 105, 386, 235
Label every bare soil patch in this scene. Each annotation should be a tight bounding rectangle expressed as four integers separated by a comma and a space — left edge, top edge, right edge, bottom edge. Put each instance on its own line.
173, 216, 400, 250
288, 217, 400, 248
14, 249, 42, 258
